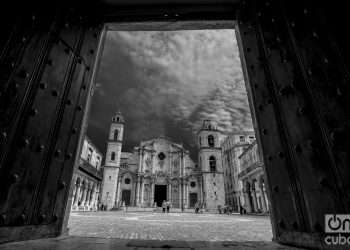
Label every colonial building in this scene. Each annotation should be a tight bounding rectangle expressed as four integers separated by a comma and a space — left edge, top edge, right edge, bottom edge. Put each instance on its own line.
101, 113, 225, 211
71, 136, 103, 211
221, 131, 255, 211
238, 140, 269, 213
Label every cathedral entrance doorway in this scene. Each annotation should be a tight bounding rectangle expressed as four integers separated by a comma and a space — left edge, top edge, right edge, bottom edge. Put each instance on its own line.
154, 185, 167, 207
121, 190, 131, 206
189, 193, 198, 208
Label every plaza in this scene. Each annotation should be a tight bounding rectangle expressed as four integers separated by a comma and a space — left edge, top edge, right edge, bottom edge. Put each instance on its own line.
67, 211, 272, 241
0, 212, 303, 250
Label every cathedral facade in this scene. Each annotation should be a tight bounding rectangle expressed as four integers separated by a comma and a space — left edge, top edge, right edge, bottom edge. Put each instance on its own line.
101, 112, 225, 212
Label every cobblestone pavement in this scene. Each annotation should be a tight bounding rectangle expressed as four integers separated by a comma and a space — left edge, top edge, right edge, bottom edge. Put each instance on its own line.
0, 212, 305, 250
0, 236, 306, 250
68, 211, 273, 241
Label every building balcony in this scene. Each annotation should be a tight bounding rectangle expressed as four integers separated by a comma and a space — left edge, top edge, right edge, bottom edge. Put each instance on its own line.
79, 158, 103, 180
238, 161, 263, 180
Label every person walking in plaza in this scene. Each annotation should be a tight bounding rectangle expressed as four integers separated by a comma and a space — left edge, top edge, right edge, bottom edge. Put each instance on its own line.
162, 200, 166, 213
166, 200, 171, 213
194, 201, 199, 213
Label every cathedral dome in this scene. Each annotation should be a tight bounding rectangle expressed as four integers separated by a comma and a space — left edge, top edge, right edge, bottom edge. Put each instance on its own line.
202, 119, 218, 131
112, 111, 125, 123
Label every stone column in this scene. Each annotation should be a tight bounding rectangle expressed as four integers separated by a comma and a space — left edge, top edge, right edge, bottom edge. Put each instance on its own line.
79, 184, 86, 206
181, 152, 185, 176
243, 182, 252, 213
73, 183, 81, 206
116, 177, 121, 206
89, 186, 94, 206
198, 179, 202, 204
151, 180, 155, 206
140, 150, 144, 173
251, 188, 258, 212
136, 176, 141, 206
84, 185, 91, 206
184, 182, 188, 208
169, 152, 172, 175
140, 178, 145, 206
168, 182, 172, 203
90, 186, 96, 208
259, 181, 267, 212
94, 187, 100, 210
179, 180, 183, 210
88, 185, 93, 206
152, 152, 156, 174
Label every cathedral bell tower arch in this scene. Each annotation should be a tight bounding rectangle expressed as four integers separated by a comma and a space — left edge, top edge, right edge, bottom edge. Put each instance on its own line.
198, 120, 225, 212
101, 111, 124, 210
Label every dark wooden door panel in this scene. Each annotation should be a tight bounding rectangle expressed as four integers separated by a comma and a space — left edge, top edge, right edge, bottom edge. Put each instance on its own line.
236, 1, 350, 248
0, 7, 102, 243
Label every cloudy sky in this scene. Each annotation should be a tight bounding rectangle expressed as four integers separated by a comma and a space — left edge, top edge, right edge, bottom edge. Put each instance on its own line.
87, 29, 253, 160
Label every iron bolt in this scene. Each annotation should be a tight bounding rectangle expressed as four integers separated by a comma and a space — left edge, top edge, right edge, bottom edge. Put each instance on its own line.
54, 149, 61, 157
11, 173, 19, 183
51, 90, 58, 97
58, 181, 66, 189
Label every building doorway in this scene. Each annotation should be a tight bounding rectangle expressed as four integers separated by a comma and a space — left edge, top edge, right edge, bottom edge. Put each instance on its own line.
121, 190, 131, 206
1, 3, 347, 249
189, 193, 198, 208
154, 185, 167, 207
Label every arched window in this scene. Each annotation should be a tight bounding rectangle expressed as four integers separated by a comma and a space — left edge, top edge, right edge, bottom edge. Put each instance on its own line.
208, 135, 215, 147
111, 152, 116, 161
209, 156, 216, 172
114, 129, 119, 140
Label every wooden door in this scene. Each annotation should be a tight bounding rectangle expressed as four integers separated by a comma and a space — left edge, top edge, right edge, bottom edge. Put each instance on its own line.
236, 1, 350, 248
0, 6, 103, 243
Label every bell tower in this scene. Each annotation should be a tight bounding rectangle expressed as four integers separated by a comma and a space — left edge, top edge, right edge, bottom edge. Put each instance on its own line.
198, 120, 225, 212
101, 111, 124, 210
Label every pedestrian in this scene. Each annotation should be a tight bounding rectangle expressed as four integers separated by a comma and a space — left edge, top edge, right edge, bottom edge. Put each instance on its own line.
194, 202, 199, 213
162, 200, 166, 213
166, 200, 171, 213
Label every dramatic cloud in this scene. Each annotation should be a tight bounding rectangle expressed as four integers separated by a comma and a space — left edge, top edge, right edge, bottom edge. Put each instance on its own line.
87, 30, 253, 161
